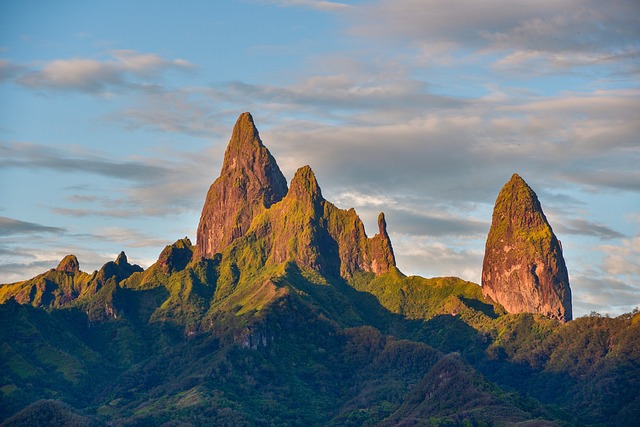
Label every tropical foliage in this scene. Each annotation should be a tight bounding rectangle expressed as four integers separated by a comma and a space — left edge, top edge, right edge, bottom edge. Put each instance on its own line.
1, 239, 638, 426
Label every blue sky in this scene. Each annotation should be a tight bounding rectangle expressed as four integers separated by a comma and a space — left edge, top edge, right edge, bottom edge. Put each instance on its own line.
1, 0, 639, 317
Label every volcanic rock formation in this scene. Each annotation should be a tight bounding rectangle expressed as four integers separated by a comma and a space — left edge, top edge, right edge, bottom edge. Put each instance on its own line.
56, 254, 80, 274
481, 174, 572, 321
244, 165, 396, 278
196, 112, 288, 258
196, 113, 396, 279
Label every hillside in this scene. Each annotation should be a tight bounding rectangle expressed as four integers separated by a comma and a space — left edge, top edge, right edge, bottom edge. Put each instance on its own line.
1, 113, 638, 426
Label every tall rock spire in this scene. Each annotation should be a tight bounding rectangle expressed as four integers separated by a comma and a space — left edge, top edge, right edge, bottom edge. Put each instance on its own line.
481, 174, 572, 321
370, 212, 396, 275
196, 112, 288, 258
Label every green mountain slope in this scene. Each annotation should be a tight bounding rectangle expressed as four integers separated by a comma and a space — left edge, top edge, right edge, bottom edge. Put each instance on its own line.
1, 113, 638, 425
2, 238, 637, 425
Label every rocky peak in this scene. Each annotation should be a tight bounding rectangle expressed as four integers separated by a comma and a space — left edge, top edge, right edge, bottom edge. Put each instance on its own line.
95, 252, 143, 288
56, 255, 80, 274
288, 165, 323, 206
239, 167, 395, 279
115, 251, 128, 266
481, 173, 572, 321
222, 112, 270, 175
158, 237, 194, 274
370, 212, 396, 275
377, 212, 389, 238
196, 112, 288, 258
197, 113, 396, 280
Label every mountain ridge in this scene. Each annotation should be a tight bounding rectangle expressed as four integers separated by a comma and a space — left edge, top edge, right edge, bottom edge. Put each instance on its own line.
1, 113, 637, 426
195, 113, 396, 281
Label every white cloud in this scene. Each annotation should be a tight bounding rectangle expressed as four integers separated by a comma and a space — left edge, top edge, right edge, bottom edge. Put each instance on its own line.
91, 226, 173, 249
332, 191, 397, 209
1, 141, 170, 182
106, 89, 233, 137
601, 236, 640, 277
555, 218, 624, 240
1, 140, 219, 219
16, 50, 193, 94
0, 59, 25, 82
350, 0, 640, 74
391, 232, 484, 282
572, 274, 640, 316
0, 216, 65, 235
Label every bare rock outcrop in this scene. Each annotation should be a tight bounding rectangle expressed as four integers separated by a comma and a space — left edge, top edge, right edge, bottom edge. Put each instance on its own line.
481, 173, 572, 321
196, 112, 288, 258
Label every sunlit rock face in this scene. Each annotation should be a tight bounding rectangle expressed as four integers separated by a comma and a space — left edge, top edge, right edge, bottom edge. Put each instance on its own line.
196, 112, 396, 280
196, 112, 288, 258
482, 174, 572, 322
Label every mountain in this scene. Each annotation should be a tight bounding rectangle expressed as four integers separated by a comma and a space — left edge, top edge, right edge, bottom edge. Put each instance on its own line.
0, 252, 142, 310
482, 173, 572, 321
195, 112, 288, 258
196, 112, 395, 279
222, 164, 396, 279
1, 113, 637, 426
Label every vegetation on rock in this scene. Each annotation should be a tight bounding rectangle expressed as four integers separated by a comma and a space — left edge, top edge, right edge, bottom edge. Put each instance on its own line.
482, 173, 572, 321
1, 114, 636, 426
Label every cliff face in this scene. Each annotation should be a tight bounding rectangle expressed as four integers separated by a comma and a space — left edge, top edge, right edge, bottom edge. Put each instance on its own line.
481, 174, 572, 321
245, 165, 396, 279
195, 113, 396, 279
195, 112, 288, 258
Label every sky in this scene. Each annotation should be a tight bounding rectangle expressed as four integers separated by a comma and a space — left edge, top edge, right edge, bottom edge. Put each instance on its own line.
0, 0, 638, 318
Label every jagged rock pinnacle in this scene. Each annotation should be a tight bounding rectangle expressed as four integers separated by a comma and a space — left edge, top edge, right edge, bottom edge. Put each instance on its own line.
289, 165, 323, 204
196, 112, 288, 258
222, 112, 266, 174
370, 212, 396, 275
245, 164, 396, 278
56, 254, 80, 274
115, 251, 128, 266
481, 173, 572, 321
377, 212, 388, 236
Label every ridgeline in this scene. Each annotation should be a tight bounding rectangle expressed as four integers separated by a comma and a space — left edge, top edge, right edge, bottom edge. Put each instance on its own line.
1, 113, 638, 426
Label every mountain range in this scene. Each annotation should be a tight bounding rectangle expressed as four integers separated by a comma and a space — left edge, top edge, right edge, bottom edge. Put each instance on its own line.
1, 113, 638, 426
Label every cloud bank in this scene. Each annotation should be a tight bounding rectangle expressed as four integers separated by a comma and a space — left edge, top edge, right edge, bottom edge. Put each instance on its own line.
11, 50, 193, 94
